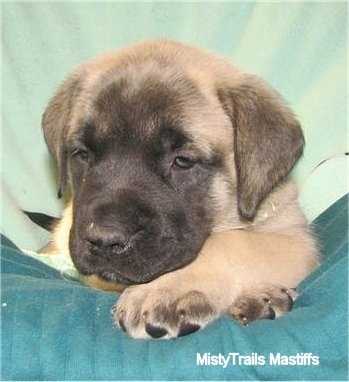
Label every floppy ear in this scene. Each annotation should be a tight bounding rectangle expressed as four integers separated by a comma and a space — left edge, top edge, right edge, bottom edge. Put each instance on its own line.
217, 75, 304, 220
42, 74, 81, 197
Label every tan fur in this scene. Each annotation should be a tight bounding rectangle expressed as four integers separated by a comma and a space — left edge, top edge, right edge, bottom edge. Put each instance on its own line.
42, 39, 319, 338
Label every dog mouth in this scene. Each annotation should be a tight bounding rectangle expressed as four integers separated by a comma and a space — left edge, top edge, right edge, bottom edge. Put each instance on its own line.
74, 249, 196, 285
97, 269, 143, 285
69, 228, 201, 285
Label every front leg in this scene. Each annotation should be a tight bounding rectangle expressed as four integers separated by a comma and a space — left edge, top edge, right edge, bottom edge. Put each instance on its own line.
112, 230, 317, 339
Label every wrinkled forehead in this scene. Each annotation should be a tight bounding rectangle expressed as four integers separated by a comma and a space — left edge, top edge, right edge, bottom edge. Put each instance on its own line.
93, 66, 202, 137
69, 64, 233, 157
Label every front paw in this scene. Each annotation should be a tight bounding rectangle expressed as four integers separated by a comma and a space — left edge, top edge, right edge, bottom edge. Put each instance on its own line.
112, 285, 218, 339
229, 287, 297, 325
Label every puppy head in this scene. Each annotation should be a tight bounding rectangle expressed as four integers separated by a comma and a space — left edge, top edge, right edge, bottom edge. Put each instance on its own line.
42, 40, 304, 284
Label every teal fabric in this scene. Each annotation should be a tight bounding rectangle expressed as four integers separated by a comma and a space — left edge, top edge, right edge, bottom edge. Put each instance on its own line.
1, 195, 348, 381
2, 2, 347, 250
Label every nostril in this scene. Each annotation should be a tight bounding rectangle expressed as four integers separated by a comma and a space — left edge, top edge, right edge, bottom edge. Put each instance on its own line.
88, 237, 130, 255
85, 224, 131, 255
109, 241, 131, 254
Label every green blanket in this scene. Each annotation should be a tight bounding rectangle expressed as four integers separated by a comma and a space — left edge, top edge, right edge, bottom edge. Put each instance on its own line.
1, 195, 347, 380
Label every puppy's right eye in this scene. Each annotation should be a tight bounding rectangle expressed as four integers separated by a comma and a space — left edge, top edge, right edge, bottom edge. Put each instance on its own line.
172, 156, 196, 170
71, 148, 89, 162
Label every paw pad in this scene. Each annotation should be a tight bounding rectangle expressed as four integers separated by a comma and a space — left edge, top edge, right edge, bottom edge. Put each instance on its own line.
178, 322, 201, 337
145, 323, 168, 339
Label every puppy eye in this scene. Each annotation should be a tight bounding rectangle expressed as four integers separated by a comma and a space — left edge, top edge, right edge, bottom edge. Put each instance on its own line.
71, 148, 89, 162
173, 156, 195, 170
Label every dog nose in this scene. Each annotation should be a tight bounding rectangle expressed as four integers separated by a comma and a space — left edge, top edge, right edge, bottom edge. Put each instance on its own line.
85, 223, 131, 255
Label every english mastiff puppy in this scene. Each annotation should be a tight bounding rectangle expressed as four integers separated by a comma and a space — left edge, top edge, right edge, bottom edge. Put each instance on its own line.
41, 39, 318, 339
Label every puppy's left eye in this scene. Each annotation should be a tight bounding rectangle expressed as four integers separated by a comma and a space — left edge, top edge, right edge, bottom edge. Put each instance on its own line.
172, 156, 196, 170
71, 148, 89, 162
